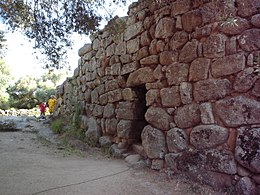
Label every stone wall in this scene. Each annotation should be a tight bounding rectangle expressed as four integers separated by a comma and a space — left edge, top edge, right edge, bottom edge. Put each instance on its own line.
56, 0, 260, 193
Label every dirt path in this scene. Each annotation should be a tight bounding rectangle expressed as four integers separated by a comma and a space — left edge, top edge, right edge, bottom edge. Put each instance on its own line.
0, 117, 222, 195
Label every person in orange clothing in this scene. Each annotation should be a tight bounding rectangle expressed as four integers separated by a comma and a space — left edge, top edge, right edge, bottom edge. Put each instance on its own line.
47, 95, 57, 115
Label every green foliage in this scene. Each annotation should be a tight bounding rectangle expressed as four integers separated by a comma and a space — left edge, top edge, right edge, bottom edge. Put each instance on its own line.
0, 59, 11, 89
7, 76, 39, 109
51, 119, 64, 134
220, 16, 238, 27
72, 103, 81, 128
0, 60, 11, 109
101, 145, 111, 157
6, 70, 65, 109
0, 30, 6, 57
61, 126, 86, 141
0, 0, 135, 69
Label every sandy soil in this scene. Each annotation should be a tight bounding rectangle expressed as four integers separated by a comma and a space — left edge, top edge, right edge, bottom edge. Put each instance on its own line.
0, 117, 223, 195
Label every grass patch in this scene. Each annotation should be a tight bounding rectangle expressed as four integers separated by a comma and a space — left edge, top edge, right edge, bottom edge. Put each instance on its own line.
101, 145, 112, 157
60, 126, 86, 141
37, 135, 52, 146
51, 119, 63, 134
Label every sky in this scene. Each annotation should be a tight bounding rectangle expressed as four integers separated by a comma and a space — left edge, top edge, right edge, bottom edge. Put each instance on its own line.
0, 1, 135, 81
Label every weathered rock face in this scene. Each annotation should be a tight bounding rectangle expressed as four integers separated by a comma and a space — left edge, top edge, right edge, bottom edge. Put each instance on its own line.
190, 125, 229, 149
56, 0, 260, 192
141, 125, 167, 159
165, 149, 237, 174
215, 96, 260, 127
235, 127, 260, 173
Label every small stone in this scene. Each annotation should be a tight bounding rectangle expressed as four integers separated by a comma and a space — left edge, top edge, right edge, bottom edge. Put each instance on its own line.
235, 177, 256, 195
151, 159, 164, 170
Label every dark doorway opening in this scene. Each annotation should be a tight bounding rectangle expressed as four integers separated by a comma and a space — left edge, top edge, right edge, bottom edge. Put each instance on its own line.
131, 84, 148, 143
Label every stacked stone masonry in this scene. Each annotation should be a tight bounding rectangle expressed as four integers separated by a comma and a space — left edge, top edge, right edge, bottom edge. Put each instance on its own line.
56, 0, 260, 193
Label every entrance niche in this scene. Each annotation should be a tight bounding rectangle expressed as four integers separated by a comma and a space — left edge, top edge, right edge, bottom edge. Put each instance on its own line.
130, 84, 148, 144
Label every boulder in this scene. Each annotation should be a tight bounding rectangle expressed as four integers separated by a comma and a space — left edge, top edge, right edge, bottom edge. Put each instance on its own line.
238, 29, 260, 52
141, 125, 167, 159
215, 96, 260, 127
174, 103, 201, 129
85, 117, 102, 146
235, 126, 260, 173
167, 128, 188, 152
190, 125, 229, 149
145, 107, 172, 131
126, 67, 156, 87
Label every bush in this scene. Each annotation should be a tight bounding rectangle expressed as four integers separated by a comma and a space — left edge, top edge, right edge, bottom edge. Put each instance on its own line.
61, 126, 85, 141
51, 119, 63, 134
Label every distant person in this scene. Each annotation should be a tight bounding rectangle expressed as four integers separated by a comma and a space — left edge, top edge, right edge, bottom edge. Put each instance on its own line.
39, 102, 46, 119
48, 95, 57, 115
57, 95, 63, 107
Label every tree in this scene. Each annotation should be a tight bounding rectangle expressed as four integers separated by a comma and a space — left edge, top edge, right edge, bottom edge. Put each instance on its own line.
0, 30, 6, 57
0, 0, 135, 69
0, 59, 12, 109
7, 70, 66, 109
7, 76, 38, 109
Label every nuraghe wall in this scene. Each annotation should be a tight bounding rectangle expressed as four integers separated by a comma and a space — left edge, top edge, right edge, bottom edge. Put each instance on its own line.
56, 0, 260, 193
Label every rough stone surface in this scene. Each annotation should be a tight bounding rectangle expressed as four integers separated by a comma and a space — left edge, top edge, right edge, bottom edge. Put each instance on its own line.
124, 21, 143, 41
174, 104, 201, 129
190, 125, 229, 149
189, 58, 210, 82
169, 31, 189, 50
166, 63, 189, 85
99, 135, 113, 147
251, 14, 260, 27
117, 120, 133, 139
234, 67, 258, 92
167, 128, 188, 152
252, 79, 260, 97
56, 1, 260, 191
182, 10, 202, 32
179, 82, 192, 105
238, 29, 260, 52
126, 67, 156, 87
165, 149, 237, 174
160, 87, 181, 107
125, 154, 142, 166
179, 39, 198, 63
109, 144, 127, 158
141, 125, 167, 159
146, 89, 160, 106
235, 177, 256, 195
194, 79, 232, 102
204, 149, 237, 174
155, 17, 175, 39
151, 159, 164, 170
145, 107, 172, 131
78, 44, 92, 56
85, 117, 101, 146
171, 0, 191, 16
215, 96, 260, 127
211, 53, 246, 78
159, 51, 178, 66
235, 127, 260, 173
203, 34, 227, 58
200, 103, 215, 124
140, 55, 159, 65
237, 0, 260, 17
218, 17, 250, 35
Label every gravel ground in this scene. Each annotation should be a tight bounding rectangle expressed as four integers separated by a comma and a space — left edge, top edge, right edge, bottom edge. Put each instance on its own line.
0, 116, 224, 195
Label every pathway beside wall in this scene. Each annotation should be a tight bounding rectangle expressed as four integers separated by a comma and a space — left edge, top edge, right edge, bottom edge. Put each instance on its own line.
56, 0, 260, 194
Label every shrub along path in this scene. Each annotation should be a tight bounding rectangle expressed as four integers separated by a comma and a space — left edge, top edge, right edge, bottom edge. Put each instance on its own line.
0, 116, 221, 195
